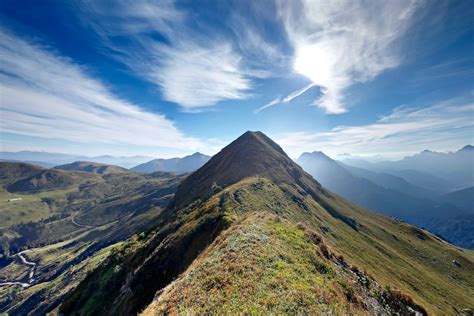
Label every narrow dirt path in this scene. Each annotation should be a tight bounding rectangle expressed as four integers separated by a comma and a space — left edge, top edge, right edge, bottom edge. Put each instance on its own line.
71, 214, 94, 229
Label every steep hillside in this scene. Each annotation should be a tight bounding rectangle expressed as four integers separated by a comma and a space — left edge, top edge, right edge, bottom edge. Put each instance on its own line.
6, 169, 97, 193
0, 167, 186, 314
131, 152, 210, 173
0, 161, 99, 194
61, 132, 474, 315
297, 151, 472, 248
54, 161, 128, 174
144, 212, 426, 315
437, 187, 474, 214
0, 161, 44, 182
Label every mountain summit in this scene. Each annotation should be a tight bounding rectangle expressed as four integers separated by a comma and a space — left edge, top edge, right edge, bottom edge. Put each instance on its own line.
172, 131, 321, 208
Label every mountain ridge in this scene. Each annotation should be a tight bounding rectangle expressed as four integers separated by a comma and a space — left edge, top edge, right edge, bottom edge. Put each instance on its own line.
54, 161, 128, 174
60, 131, 474, 315
0, 151, 153, 169
131, 152, 210, 174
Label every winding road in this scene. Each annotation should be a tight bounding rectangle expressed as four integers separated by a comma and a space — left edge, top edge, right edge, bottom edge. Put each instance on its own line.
0, 250, 37, 288
71, 215, 94, 229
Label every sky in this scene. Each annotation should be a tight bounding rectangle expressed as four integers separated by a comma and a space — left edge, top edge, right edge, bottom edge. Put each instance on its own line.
0, 0, 473, 159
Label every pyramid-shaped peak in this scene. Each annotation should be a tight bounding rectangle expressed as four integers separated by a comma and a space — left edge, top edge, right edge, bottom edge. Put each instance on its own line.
232, 131, 287, 155
235, 131, 272, 144
171, 131, 320, 209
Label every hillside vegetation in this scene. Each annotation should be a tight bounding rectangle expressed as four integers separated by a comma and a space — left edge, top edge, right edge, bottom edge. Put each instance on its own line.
61, 132, 474, 315
0, 161, 186, 314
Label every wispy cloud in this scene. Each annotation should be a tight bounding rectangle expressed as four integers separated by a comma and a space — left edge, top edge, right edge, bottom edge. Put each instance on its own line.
78, 0, 263, 111
277, 0, 423, 114
148, 42, 251, 110
255, 83, 315, 113
0, 28, 201, 150
254, 98, 281, 114
276, 99, 474, 158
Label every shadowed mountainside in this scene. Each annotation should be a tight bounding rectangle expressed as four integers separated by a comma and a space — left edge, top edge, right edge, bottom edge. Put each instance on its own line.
297, 151, 473, 249
342, 146, 474, 192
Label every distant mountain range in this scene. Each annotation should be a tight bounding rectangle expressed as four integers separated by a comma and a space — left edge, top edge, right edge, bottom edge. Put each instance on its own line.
0, 151, 153, 169
131, 152, 211, 173
0, 151, 212, 173
342, 145, 474, 191
297, 151, 473, 248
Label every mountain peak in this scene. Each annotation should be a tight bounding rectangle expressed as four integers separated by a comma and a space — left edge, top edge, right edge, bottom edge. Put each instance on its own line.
299, 151, 332, 161
459, 144, 474, 151
172, 131, 320, 209
190, 152, 204, 157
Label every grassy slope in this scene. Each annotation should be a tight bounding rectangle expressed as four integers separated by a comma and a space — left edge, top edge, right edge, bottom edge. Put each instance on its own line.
0, 161, 102, 230
145, 213, 376, 314
1, 169, 184, 253
145, 177, 473, 315
0, 187, 76, 228
0, 163, 186, 314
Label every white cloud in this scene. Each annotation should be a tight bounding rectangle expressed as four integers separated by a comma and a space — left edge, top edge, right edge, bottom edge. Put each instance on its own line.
147, 42, 251, 110
79, 0, 254, 110
0, 29, 201, 150
255, 83, 315, 113
277, 0, 423, 114
77, 0, 183, 37
276, 100, 474, 158
282, 83, 315, 103
254, 98, 281, 114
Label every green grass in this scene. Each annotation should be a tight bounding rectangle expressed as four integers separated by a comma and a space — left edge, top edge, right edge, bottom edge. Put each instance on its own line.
0, 163, 187, 314
61, 176, 473, 315
145, 213, 364, 315
0, 187, 77, 228
152, 177, 474, 314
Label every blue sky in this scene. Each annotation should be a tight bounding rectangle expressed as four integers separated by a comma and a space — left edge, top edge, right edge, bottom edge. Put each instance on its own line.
0, 0, 473, 159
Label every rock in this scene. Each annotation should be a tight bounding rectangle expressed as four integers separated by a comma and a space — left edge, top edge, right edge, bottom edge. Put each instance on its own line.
321, 226, 330, 233
461, 308, 473, 316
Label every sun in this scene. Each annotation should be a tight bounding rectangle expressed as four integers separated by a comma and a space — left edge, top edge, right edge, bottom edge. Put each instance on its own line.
293, 43, 335, 87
